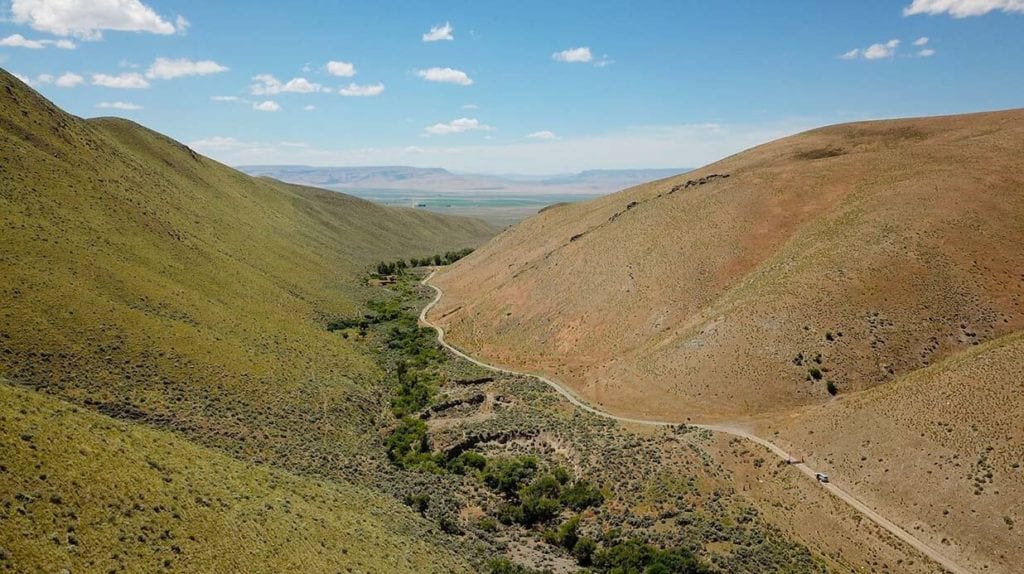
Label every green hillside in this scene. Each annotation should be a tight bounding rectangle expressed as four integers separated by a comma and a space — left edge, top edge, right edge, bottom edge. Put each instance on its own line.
0, 381, 470, 573
0, 68, 493, 570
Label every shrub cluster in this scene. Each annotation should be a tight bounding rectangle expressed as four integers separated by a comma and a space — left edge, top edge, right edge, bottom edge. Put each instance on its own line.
374, 248, 475, 276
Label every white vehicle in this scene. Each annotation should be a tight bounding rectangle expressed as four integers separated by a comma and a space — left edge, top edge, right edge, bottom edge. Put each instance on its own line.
815, 473, 830, 483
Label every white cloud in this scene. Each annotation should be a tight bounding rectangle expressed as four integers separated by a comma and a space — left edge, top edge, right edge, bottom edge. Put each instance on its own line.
919, 48, 937, 56
339, 82, 385, 96
0, 33, 76, 49
97, 101, 142, 110
10, 0, 188, 40
0, 33, 44, 48
552, 46, 593, 63
35, 74, 54, 84
326, 60, 356, 77
55, 72, 84, 87
424, 117, 493, 135
904, 0, 1024, 17
527, 130, 558, 140
250, 74, 325, 95
914, 36, 930, 45
211, 95, 241, 102
12, 72, 33, 85
303, 104, 316, 111
864, 39, 900, 59
145, 57, 228, 80
841, 39, 900, 60
253, 100, 280, 112
422, 21, 454, 42
92, 72, 150, 89
462, 103, 479, 110
416, 67, 473, 85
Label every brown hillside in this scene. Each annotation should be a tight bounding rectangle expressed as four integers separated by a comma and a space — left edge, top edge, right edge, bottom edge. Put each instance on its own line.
757, 331, 1024, 574
432, 109, 1024, 422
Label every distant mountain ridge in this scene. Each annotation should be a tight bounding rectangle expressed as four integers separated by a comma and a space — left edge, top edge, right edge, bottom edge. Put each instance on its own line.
239, 165, 690, 195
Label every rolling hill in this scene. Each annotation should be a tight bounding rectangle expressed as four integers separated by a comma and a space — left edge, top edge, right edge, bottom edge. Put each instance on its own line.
0, 382, 470, 573
430, 109, 1024, 572
0, 68, 493, 570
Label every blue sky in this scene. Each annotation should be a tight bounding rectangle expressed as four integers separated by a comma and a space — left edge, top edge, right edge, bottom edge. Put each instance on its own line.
2, 0, 1022, 173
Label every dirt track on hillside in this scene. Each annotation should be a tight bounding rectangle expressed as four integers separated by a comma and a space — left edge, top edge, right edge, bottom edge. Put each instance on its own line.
420, 270, 972, 574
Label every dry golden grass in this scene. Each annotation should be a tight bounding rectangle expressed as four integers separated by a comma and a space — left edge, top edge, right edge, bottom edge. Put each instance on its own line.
433, 109, 1024, 421
431, 108, 1024, 570
756, 331, 1024, 574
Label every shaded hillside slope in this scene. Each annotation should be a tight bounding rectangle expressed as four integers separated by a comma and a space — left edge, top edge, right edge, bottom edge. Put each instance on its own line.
432, 109, 1024, 422
0, 68, 493, 461
0, 381, 469, 573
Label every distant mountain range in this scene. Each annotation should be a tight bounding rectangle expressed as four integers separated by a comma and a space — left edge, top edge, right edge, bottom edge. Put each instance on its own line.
238, 165, 690, 196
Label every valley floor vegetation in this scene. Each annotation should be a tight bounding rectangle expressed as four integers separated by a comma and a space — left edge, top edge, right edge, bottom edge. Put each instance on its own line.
327, 262, 828, 573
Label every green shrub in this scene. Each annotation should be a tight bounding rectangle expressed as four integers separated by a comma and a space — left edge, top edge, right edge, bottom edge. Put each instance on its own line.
560, 479, 604, 511
826, 381, 838, 395
403, 493, 430, 514
487, 558, 551, 574
544, 515, 580, 550
574, 537, 597, 566
483, 456, 539, 498
386, 417, 439, 470
593, 539, 711, 573
446, 451, 488, 475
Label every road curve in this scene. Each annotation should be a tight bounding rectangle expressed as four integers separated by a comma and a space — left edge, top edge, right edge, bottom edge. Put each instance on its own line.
419, 270, 971, 574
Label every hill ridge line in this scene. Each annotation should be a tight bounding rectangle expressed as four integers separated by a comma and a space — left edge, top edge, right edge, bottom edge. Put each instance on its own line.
419, 269, 972, 574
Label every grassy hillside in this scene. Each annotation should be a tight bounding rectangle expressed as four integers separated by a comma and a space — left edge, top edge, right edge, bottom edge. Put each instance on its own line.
0, 381, 470, 573
0, 68, 492, 455
432, 109, 1024, 421
0, 68, 494, 569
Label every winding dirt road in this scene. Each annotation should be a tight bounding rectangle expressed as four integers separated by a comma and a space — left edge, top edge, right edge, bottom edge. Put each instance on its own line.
419, 270, 971, 574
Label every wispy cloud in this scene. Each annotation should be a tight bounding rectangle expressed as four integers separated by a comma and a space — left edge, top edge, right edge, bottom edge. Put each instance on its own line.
252, 100, 281, 112
904, 0, 1024, 17
423, 22, 454, 42
552, 46, 592, 63
339, 82, 385, 97
190, 120, 818, 174
92, 72, 150, 89
250, 74, 325, 95
840, 39, 901, 60
10, 0, 188, 40
527, 130, 558, 140
424, 117, 493, 135
145, 57, 228, 80
0, 33, 76, 49
97, 101, 142, 110
416, 67, 473, 85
